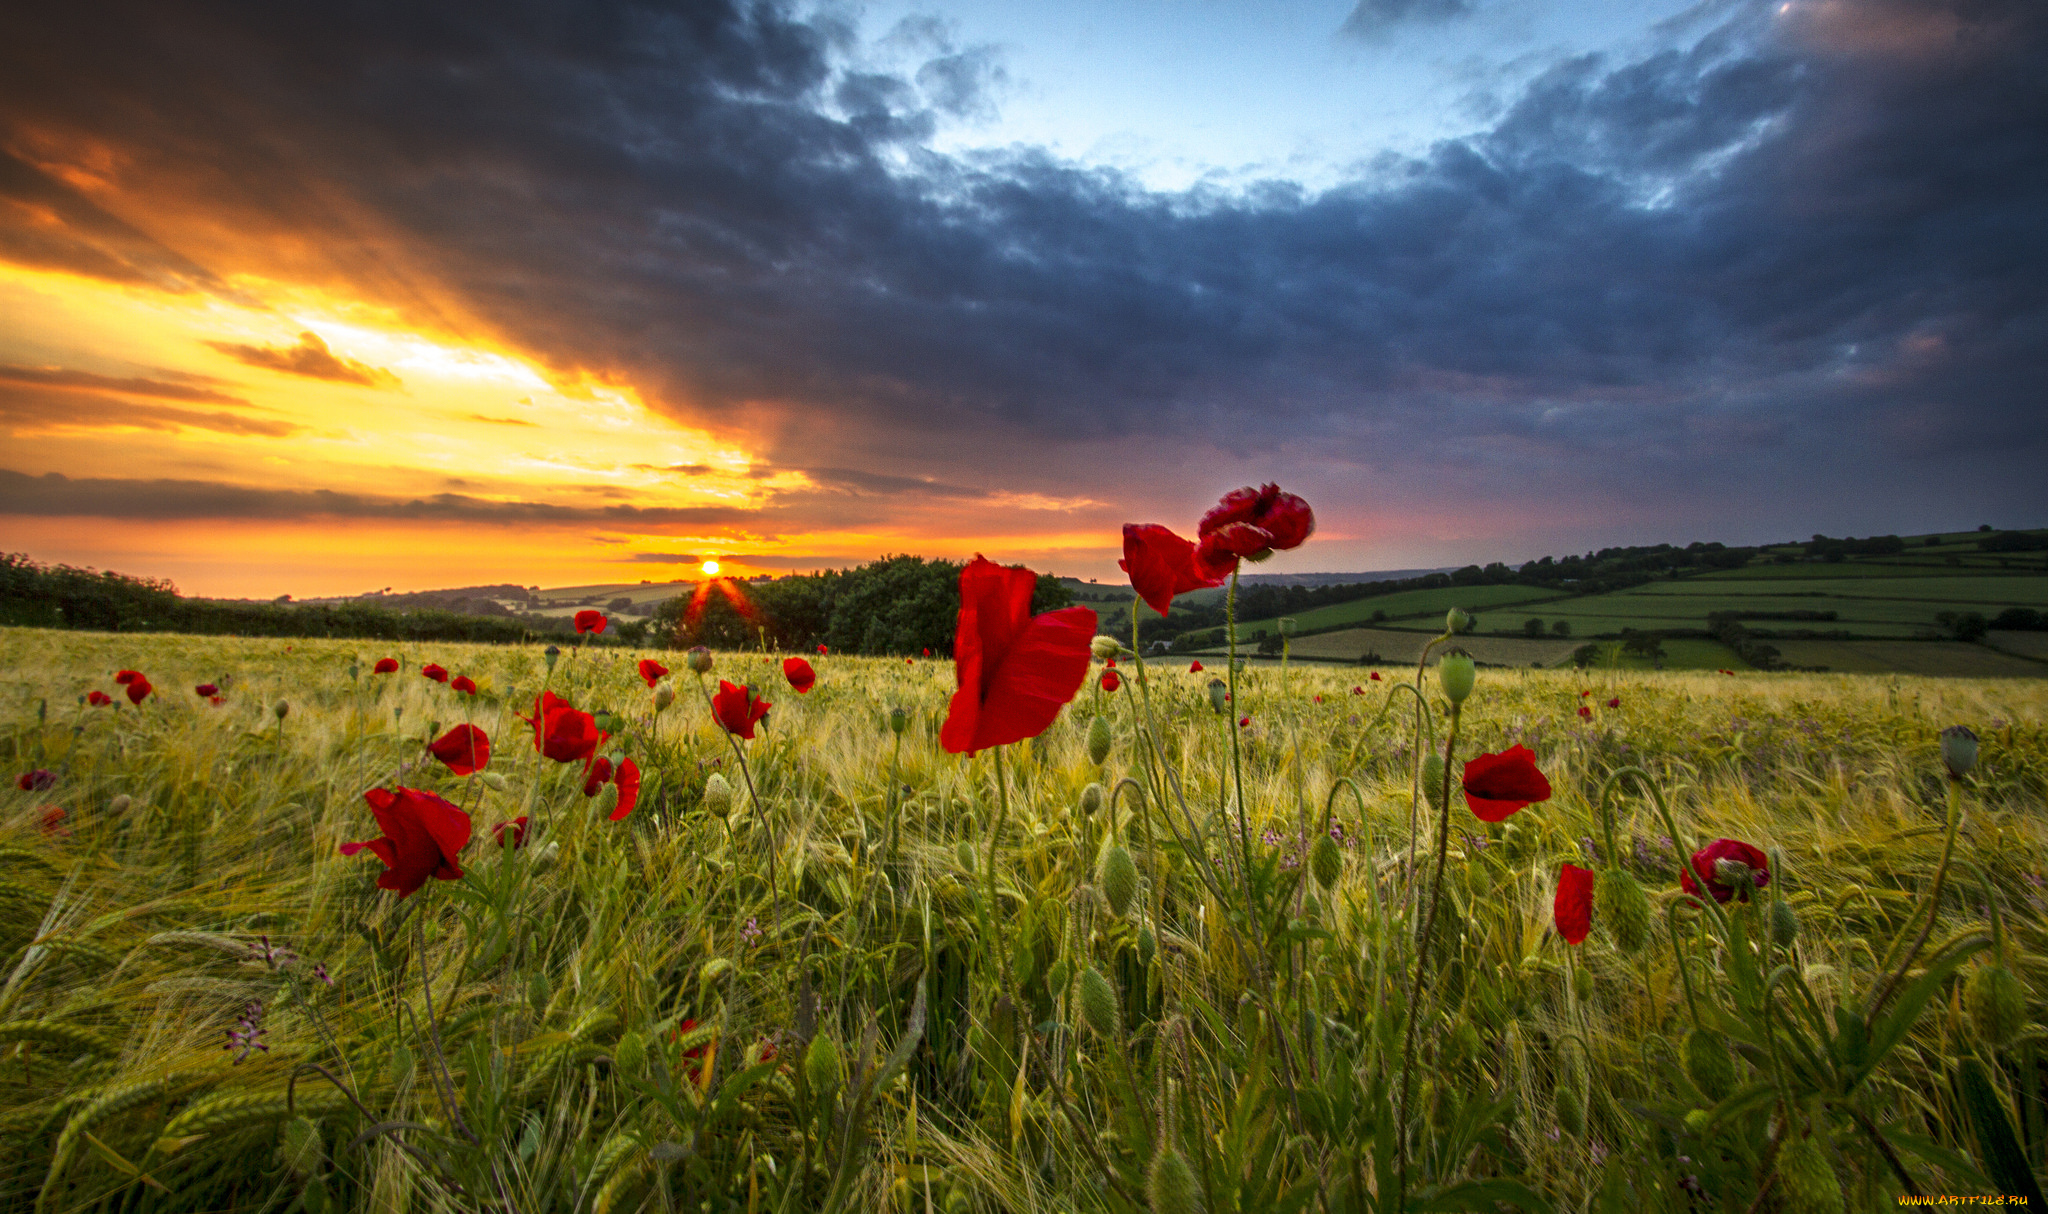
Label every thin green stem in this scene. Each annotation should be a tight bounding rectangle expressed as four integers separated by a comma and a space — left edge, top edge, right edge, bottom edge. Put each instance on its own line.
1396, 700, 1461, 1208
987, 745, 1014, 991
1868, 777, 1963, 1016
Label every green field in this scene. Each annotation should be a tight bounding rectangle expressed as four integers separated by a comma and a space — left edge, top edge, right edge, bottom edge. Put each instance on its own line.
3, 626, 2045, 1210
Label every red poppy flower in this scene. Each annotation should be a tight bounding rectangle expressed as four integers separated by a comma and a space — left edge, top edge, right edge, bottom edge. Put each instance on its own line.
1189, 660, 1204, 673
339, 786, 472, 898
429, 724, 491, 775
1680, 838, 1771, 904
373, 658, 400, 674
451, 675, 478, 696
638, 658, 670, 687
1579, 690, 1591, 698
783, 656, 816, 694
16, 769, 56, 792
195, 683, 219, 697
1577, 705, 1592, 719
1314, 694, 1324, 703
1101, 669, 1121, 692
1119, 523, 1229, 616
922, 648, 931, 657
1606, 697, 1620, 709
1370, 672, 1382, 681
422, 664, 449, 684
1239, 715, 1251, 727
939, 556, 1097, 754
817, 644, 828, 655
124, 675, 153, 705
114, 670, 144, 685
712, 680, 772, 739
494, 816, 528, 849
1351, 685, 1364, 694
523, 691, 606, 763
675, 1017, 709, 1082
1105, 657, 1115, 668
1718, 668, 1735, 675
906, 657, 913, 665
574, 610, 607, 634
208, 695, 224, 706
1196, 484, 1316, 565
1460, 745, 1552, 822
40, 806, 68, 835
583, 756, 614, 797
87, 691, 113, 707
1555, 863, 1595, 945
607, 758, 641, 822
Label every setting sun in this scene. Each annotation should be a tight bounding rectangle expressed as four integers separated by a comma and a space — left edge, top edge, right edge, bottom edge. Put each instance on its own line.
701, 559, 720, 577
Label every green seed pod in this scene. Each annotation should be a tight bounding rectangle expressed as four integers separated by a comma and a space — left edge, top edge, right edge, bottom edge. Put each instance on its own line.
595, 783, 621, 817
1683, 1108, 1711, 1135
1206, 679, 1229, 715
804, 1033, 842, 1101
1595, 868, 1653, 954
1770, 898, 1800, 948
1965, 965, 2027, 1048
1939, 724, 1978, 780
614, 1031, 647, 1072
1421, 753, 1447, 813
1079, 782, 1104, 816
1101, 845, 1139, 917
273, 699, 291, 719
108, 794, 133, 817
1446, 606, 1472, 634
684, 645, 713, 673
1146, 1145, 1203, 1214
280, 1116, 324, 1179
543, 645, 562, 670
1683, 1028, 1737, 1103
528, 971, 549, 1013
1087, 715, 1113, 765
653, 682, 676, 712
1554, 1080, 1583, 1137
1572, 965, 1593, 1002
1436, 651, 1475, 705
1079, 966, 1120, 1039
480, 771, 508, 792
701, 772, 733, 815
1048, 956, 1070, 996
1310, 833, 1343, 890
889, 706, 910, 734
1138, 925, 1157, 966
1774, 1131, 1845, 1214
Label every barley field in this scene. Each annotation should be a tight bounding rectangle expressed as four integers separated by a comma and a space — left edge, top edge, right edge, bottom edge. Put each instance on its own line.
2, 624, 2044, 1212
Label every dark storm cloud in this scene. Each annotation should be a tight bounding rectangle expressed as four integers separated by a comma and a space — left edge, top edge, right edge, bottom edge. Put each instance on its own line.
0, 0, 2042, 525
206, 332, 400, 388
0, 150, 239, 295
1340, 0, 1477, 39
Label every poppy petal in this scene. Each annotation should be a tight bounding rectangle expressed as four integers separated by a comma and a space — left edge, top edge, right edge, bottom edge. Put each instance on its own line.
1555, 863, 1595, 945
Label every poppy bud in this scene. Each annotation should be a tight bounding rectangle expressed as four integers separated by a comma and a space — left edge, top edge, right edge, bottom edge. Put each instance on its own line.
1446, 607, 1471, 633
1206, 679, 1229, 714
1079, 966, 1120, 1038
1101, 844, 1138, 917
480, 771, 508, 791
1421, 752, 1447, 813
1146, 1146, 1201, 1214
1310, 833, 1343, 890
531, 840, 560, 873
1436, 651, 1475, 705
1774, 1130, 1844, 1214
653, 682, 676, 712
1079, 782, 1104, 816
596, 783, 621, 816
805, 1033, 842, 1101
1682, 1028, 1737, 1102
1555, 1082, 1583, 1137
957, 840, 977, 873
1939, 725, 1977, 780
1770, 898, 1800, 948
686, 646, 714, 674
1594, 868, 1653, 954
614, 1030, 647, 1072
543, 645, 561, 670
280, 1117, 323, 1181
1087, 715, 1113, 765
889, 706, 910, 734
1138, 925, 1157, 966
701, 771, 733, 815
270, 699, 288, 720
109, 793, 133, 816
1965, 965, 2026, 1048
1091, 635, 1121, 660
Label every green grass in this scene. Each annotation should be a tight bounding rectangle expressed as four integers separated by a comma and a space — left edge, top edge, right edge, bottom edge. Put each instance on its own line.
2, 626, 2045, 1211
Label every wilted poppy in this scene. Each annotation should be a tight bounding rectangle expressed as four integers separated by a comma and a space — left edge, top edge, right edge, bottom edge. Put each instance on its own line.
523, 691, 606, 763
1461, 745, 1552, 822
339, 786, 472, 898
195, 683, 219, 697
1680, 839, 1770, 904
422, 664, 449, 684
712, 680, 772, 739
16, 769, 56, 792
1120, 523, 1229, 616
124, 675, 153, 705
607, 759, 641, 822
1189, 660, 1204, 673
373, 658, 400, 674
582, 756, 615, 797
429, 724, 491, 775
451, 675, 478, 696
574, 610, 607, 634
1606, 697, 1621, 709
1555, 864, 1595, 945
638, 658, 670, 687
939, 556, 1097, 754
783, 656, 816, 694
494, 817, 529, 849
87, 691, 113, 707
1196, 484, 1315, 565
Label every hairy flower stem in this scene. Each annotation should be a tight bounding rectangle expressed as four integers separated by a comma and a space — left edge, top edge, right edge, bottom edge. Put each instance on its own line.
1128, 596, 1167, 931
1225, 567, 1257, 916
1869, 776, 1963, 1016
987, 745, 1016, 992
696, 672, 784, 938
1396, 699, 1461, 1209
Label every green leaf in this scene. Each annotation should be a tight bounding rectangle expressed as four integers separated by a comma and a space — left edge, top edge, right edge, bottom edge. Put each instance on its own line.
1854, 936, 1989, 1091
1956, 1057, 2048, 1209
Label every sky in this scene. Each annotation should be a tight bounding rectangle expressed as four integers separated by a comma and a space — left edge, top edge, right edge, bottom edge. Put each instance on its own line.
1, 0, 2042, 598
